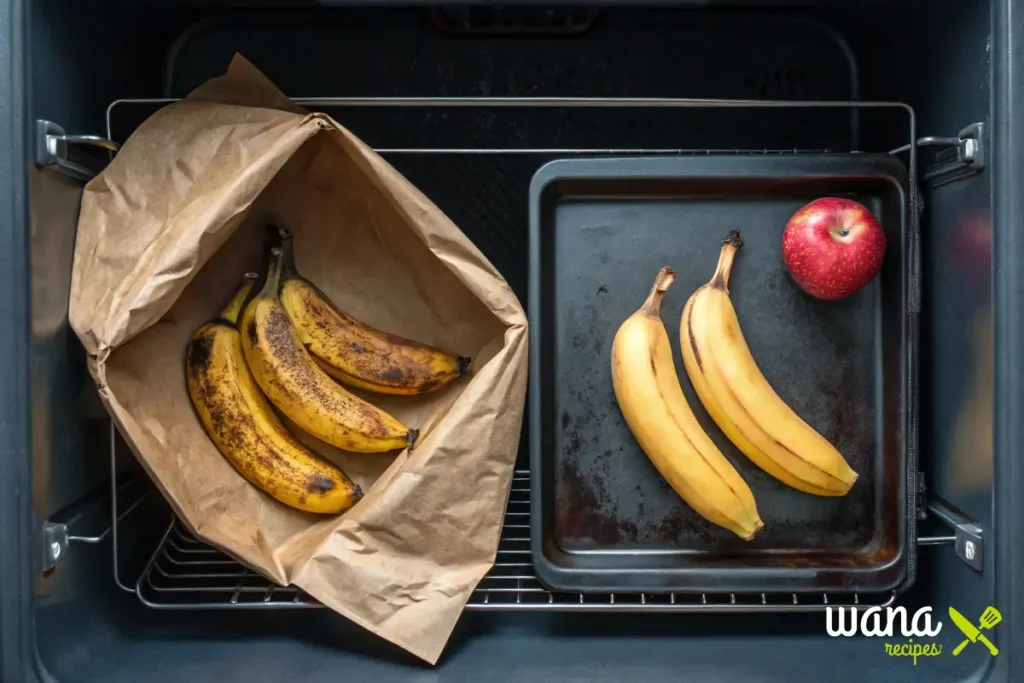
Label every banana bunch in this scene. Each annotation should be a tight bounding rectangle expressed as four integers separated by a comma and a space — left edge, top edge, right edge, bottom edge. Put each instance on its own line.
187, 228, 470, 514
611, 267, 764, 540
612, 234, 858, 538
241, 245, 418, 453
186, 274, 363, 514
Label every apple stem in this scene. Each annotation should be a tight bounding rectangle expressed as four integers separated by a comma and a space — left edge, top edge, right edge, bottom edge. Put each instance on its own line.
709, 231, 742, 291
640, 266, 676, 316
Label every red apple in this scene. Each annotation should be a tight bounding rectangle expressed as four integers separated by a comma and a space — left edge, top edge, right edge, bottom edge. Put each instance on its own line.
781, 197, 886, 300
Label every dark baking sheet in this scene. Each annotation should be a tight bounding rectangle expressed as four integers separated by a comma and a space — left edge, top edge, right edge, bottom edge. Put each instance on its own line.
528, 155, 915, 593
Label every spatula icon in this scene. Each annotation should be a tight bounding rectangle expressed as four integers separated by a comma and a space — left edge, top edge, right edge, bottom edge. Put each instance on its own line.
950, 606, 1001, 656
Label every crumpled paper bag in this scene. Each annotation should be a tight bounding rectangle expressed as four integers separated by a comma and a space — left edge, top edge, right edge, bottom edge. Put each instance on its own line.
68, 55, 528, 664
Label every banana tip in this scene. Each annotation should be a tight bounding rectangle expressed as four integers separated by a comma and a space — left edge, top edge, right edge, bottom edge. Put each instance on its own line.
457, 356, 472, 375
407, 428, 420, 450
352, 484, 364, 502
723, 230, 743, 248
742, 519, 765, 541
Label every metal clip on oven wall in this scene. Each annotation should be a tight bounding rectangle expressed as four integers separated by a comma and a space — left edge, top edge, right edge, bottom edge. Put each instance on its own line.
35, 119, 119, 182
40, 476, 152, 573
917, 493, 984, 572
890, 123, 985, 187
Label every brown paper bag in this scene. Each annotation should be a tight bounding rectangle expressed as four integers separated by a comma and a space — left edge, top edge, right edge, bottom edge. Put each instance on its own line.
68, 55, 527, 664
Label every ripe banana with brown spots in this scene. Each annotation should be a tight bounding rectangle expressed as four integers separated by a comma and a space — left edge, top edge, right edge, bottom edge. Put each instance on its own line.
274, 228, 470, 395
611, 267, 763, 540
681, 231, 858, 496
241, 247, 418, 453
186, 274, 363, 514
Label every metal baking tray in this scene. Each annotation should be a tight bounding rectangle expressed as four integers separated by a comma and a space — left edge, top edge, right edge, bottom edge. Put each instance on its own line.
528, 154, 916, 594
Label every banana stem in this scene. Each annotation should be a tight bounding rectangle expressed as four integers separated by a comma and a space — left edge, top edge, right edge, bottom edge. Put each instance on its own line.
220, 273, 259, 325
261, 247, 285, 299
276, 227, 299, 280
640, 266, 677, 316
709, 230, 743, 291
268, 223, 292, 241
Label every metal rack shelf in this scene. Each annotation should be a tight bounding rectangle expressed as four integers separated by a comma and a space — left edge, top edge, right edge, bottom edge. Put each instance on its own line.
136, 469, 897, 612
42, 94, 964, 613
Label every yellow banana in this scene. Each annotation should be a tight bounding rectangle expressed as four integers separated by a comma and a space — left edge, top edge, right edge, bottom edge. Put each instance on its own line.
241, 247, 418, 453
275, 228, 470, 395
680, 231, 858, 496
612, 267, 763, 540
186, 274, 363, 514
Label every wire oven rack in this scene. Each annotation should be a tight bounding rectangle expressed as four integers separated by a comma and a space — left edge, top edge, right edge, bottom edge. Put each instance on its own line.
93, 95, 917, 613
136, 469, 896, 611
